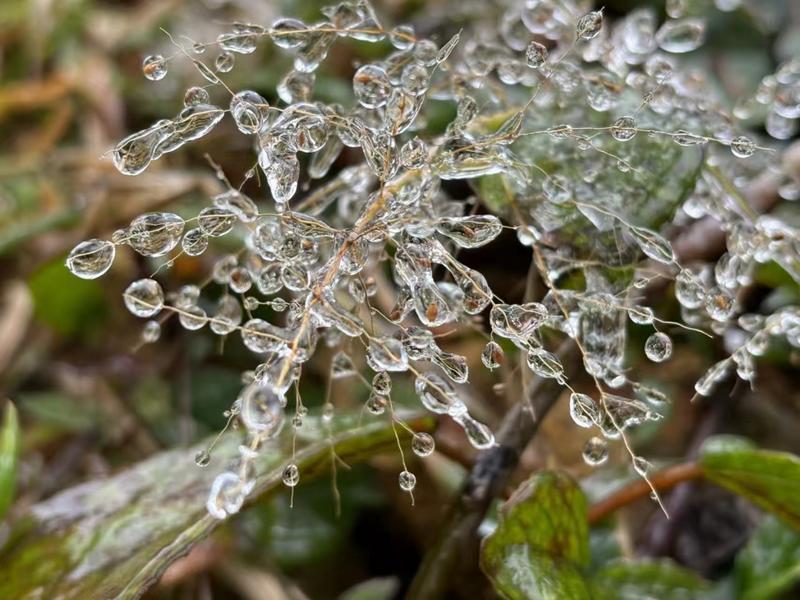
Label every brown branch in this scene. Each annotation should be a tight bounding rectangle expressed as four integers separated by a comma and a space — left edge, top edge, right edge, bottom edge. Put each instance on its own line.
407, 340, 579, 600
588, 462, 704, 525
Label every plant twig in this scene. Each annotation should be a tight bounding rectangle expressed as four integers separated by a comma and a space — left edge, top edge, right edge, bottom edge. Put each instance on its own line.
587, 462, 704, 525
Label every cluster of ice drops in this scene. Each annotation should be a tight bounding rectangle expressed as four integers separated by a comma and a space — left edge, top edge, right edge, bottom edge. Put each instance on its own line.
65, 0, 800, 519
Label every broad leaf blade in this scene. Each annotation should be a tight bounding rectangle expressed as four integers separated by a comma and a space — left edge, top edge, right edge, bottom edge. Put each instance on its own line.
700, 435, 800, 529
480, 471, 590, 600
735, 516, 800, 600
591, 559, 712, 599
0, 410, 431, 600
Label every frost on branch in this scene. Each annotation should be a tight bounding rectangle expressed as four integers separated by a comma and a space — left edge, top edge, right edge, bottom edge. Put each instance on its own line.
66, 0, 800, 518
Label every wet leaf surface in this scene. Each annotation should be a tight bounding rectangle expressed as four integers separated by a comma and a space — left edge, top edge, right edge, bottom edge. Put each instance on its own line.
0, 410, 431, 599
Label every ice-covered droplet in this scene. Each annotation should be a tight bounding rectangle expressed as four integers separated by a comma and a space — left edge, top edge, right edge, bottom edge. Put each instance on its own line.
240, 381, 285, 436
656, 18, 705, 53
411, 432, 435, 457
582, 437, 608, 466
270, 18, 308, 49
644, 332, 672, 362
730, 135, 755, 158
525, 41, 548, 68
282, 463, 300, 487
353, 64, 391, 109
66, 239, 115, 279
142, 54, 167, 81
611, 115, 637, 141
141, 320, 161, 343
123, 278, 164, 318
194, 449, 210, 467
454, 413, 495, 449
366, 337, 409, 372
230, 90, 270, 134
184, 86, 209, 106
481, 341, 503, 370
399, 470, 417, 492
331, 351, 356, 378
576, 10, 603, 40
372, 371, 392, 395
207, 471, 246, 519
569, 393, 599, 428
215, 51, 235, 72
435, 215, 503, 248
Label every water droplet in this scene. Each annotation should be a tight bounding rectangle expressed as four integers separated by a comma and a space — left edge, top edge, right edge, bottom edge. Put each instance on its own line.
366, 392, 387, 415
633, 455, 651, 476
656, 18, 705, 53
576, 11, 603, 40
366, 337, 409, 372
673, 130, 707, 147
142, 54, 167, 81
454, 413, 495, 449
372, 371, 392, 395
282, 463, 300, 487
198, 206, 236, 237
399, 470, 417, 492
525, 41, 548, 68
582, 437, 608, 466
179, 305, 207, 330
184, 86, 209, 106
240, 381, 285, 437
435, 215, 503, 248
270, 18, 308, 49
215, 51, 235, 73
353, 64, 391, 109
411, 432, 435, 457
644, 332, 672, 362
389, 25, 415, 50
569, 393, 599, 428
730, 135, 755, 158
124, 278, 164, 318
141, 320, 161, 343
182, 227, 209, 256
126, 212, 185, 256
194, 449, 210, 467
207, 471, 246, 519
611, 115, 637, 141
66, 239, 115, 279
704, 288, 735, 322
629, 306, 654, 325
331, 351, 356, 378
481, 341, 503, 370
230, 90, 269, 134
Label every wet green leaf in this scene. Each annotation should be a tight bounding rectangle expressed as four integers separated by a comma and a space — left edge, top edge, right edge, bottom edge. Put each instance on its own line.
735, 516, 800, 600
480, 471, 591, 600
700, 435, 800, 529
592, 559, 712, 599
0, 409, 432, 599
0, 402, 19, 520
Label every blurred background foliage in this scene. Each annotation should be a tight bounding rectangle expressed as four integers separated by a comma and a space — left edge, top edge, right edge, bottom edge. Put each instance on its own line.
0, 0, 799, 599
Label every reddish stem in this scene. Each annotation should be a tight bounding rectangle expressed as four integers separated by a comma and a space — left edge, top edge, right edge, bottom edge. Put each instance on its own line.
588, 462, 704, 525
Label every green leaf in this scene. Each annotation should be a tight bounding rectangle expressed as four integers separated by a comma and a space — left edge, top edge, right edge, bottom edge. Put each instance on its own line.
480, 471, 591, 600
700, 435, 800, 529
0, 402, 20, 520
0, 410, 432, 599
28, 259, 107, 338
735, 516, 800, 600
592, 559, 712, 599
